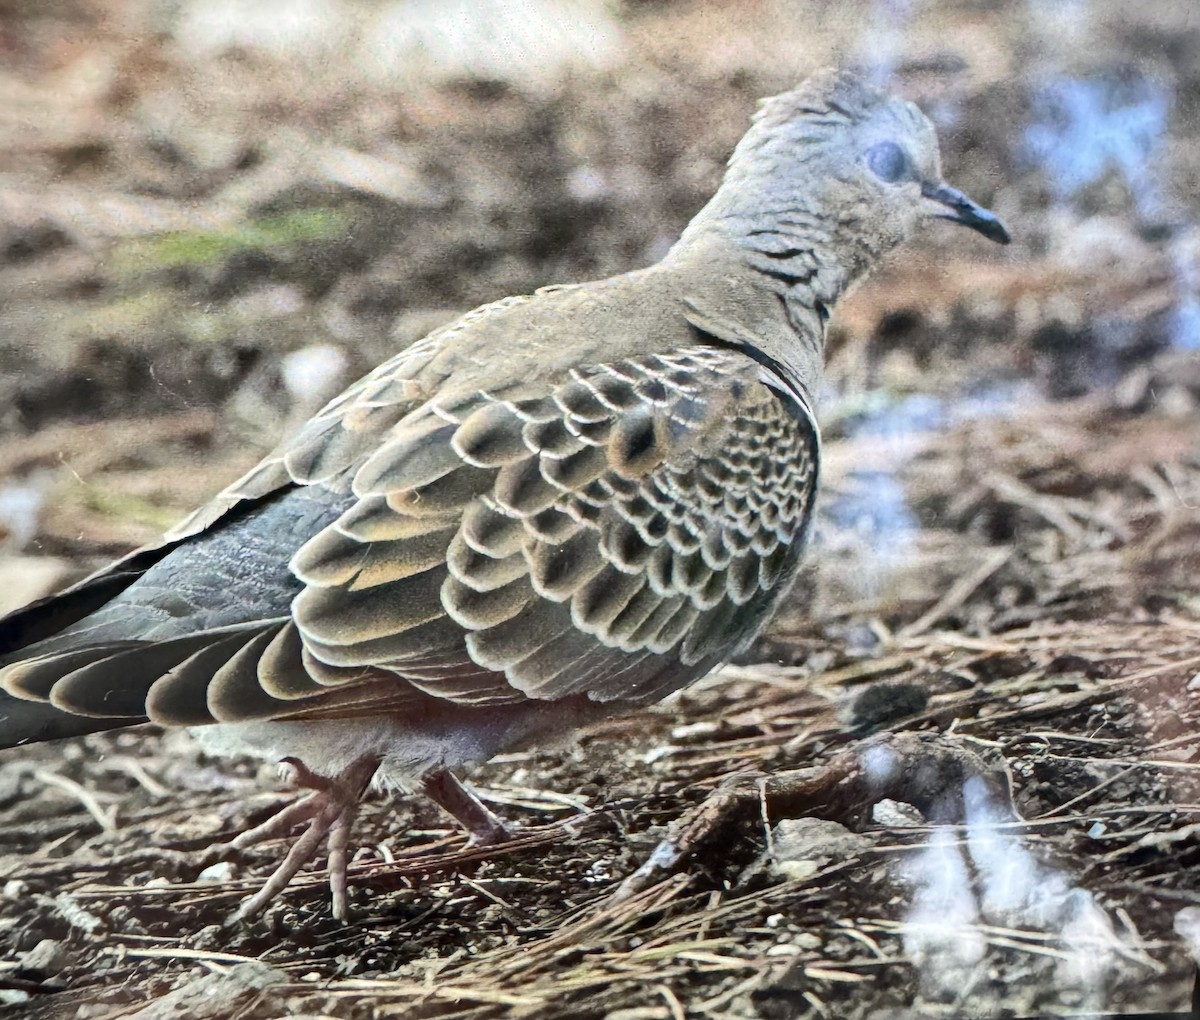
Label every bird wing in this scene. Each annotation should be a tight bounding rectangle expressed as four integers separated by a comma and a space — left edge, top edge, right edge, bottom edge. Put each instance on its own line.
285, 342, 819, 708
0, 334, 818, 730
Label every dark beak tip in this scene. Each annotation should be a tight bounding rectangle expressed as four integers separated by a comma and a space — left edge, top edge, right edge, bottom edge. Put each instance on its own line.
979, 217, 1012, 246
922, 179, 1012, 246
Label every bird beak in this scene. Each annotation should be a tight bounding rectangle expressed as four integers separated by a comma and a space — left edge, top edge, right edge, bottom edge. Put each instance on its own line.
920, 180, 1010, 245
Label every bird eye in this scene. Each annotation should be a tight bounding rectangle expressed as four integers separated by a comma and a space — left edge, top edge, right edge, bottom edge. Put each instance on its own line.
865, 141, 910, 183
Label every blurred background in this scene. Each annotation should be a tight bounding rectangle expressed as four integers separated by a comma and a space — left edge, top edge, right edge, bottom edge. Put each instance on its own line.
0, 1, 1198, 1017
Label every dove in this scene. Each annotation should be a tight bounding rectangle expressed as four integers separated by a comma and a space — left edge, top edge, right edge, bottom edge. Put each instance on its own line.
0, 68, 1008, 921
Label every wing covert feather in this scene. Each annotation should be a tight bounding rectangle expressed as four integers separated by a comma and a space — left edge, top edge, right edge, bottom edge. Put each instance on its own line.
288, 344, 819, 709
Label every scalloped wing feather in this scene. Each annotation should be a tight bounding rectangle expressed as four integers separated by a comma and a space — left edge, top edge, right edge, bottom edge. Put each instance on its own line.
286, 344, 819, 709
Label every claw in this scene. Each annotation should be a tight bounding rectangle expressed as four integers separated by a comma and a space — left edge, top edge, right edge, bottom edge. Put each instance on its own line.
227, 753, 381, 923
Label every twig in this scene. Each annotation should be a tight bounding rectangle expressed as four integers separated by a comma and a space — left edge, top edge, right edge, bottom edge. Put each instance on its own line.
898, 546, 1012, 639
32, 769, 118, 835
609, 732, 1017, 903
985, 473, 1085, 541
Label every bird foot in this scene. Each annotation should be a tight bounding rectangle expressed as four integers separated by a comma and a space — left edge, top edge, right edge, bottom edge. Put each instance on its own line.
219, 761, 508, 923
223, 753, 381, 924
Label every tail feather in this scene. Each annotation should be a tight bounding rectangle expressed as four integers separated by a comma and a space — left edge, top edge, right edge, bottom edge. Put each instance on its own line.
0, 690, 138, 748
0, 622, 290, 733
0, 644, 142, 700
46, 632, 240, 718
0, 486, 349, 749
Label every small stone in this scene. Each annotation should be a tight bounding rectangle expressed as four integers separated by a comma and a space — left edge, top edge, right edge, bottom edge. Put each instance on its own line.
198, 861, 239, 883
775, 859, 819, 880
872, 798, 925, 827
772, 818, 872, 867
19, 939, 68, 975
185, 925, 228, 951
766, 943, 801, 956
847, 681, 930, 730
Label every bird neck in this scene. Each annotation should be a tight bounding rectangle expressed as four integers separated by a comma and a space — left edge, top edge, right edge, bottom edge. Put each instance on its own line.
671, 204, 854, 316
661, 230, 829, 408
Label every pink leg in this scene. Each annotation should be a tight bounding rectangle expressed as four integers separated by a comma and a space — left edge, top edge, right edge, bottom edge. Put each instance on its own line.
420, 767, 510, 846
227, 753, 381, 922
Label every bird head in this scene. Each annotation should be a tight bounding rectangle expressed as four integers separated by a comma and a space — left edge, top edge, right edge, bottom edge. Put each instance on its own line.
679, 68, 1009, 299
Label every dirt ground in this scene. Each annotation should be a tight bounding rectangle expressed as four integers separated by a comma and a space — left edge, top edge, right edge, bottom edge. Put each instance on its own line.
1, 0, 1199, 1017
